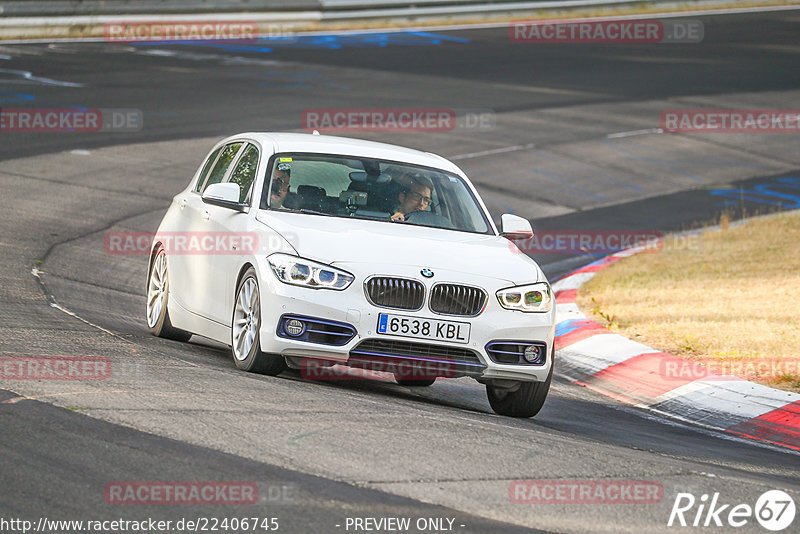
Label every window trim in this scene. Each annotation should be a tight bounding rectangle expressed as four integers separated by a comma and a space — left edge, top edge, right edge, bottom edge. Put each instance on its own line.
196, 141, 245, 194
226, 142, 261, 205
193, 146, 224, 193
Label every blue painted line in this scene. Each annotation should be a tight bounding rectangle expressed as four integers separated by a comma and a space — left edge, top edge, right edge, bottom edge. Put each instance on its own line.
555, 319, 584, 337
406, 31, 470, 43
0, 91, 36, 104
132, 31, 469, 53
710, 177, 800, 208
134, 41, 276, 52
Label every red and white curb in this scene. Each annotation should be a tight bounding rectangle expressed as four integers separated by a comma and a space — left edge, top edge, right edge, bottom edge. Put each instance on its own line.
552, 247, 800, 452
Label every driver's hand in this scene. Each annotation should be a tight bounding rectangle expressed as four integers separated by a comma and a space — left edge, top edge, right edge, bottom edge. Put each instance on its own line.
390, 212, 405, 221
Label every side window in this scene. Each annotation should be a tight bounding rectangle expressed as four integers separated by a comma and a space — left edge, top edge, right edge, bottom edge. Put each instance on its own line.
194, 147, 222, 192
199, 142, 243, 193
228, 144, 259, 203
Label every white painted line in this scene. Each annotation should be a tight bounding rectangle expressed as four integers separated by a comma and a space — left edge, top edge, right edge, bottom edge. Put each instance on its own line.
607, 128, 663, 139
611, 246, 647, 258
558, 333, 653, 374
0, 67, 83, 87
645, 379, 714, 405
566, 333, 654, 362
552, 271, 596, 291
555, 303, 586, 320
651, 378, 800, 413
450, 143, 535, 161
618, 401, 800, 456
649, 378, 799, 427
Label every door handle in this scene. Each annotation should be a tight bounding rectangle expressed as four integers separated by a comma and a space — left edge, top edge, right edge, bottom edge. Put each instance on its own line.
201, 210, 210, 221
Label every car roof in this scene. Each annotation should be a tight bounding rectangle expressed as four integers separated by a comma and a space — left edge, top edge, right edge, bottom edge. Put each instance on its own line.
228, 132, 462, 175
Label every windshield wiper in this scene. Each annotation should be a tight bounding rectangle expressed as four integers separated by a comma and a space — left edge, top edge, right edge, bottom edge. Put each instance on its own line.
286, 208, 333, 217
389, 218, 432, 229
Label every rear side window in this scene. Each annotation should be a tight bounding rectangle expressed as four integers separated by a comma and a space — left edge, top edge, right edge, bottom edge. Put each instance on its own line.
228, 144, 260, 203
198, 142, 243, 193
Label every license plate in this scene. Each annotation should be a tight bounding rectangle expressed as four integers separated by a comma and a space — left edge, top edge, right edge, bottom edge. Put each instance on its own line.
377, 313, 470, 344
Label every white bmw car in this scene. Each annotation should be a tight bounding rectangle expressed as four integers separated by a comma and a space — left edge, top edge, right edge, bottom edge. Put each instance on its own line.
147, 133, 555, 417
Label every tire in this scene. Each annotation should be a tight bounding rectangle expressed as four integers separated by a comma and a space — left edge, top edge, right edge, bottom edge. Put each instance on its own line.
394, 376, 436, 387
146, 246, 192, 342
231, 267, 286, 375
486, 362, 552, 418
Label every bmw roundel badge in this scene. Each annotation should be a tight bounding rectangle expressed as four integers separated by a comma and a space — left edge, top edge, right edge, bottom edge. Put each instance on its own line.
421, 268, 434, 278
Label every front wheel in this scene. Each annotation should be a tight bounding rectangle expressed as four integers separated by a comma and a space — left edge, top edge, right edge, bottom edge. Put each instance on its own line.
486, 363, 552, 418
146, 246, 192, 342
231, 267, 286, 375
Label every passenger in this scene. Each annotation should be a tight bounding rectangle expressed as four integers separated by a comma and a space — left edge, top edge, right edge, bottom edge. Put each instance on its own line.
269, 162, 291, 209
390, 176, 434, 221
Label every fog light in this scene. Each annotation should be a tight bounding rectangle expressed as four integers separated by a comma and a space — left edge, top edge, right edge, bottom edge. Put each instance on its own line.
523, 345, 541, 363
285, 319, 305, 337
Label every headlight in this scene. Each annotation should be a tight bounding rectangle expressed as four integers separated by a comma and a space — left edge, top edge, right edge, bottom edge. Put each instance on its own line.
267, 254, 354, 290
496, 282, 552, 313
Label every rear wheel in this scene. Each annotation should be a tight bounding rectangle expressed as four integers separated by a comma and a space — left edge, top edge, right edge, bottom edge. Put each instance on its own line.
146, 246, 192, 342
486, 362, 552, 418
231, 267, 286, 375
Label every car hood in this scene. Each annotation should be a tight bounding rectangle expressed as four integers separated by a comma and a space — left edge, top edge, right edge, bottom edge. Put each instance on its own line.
256, 211, 543, 285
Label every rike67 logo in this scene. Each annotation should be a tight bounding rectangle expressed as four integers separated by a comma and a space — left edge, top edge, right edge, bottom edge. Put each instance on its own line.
668, 490, 795, 531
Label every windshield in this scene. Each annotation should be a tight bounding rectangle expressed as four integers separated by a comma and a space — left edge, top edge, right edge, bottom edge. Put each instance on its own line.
260, 153, 492, 234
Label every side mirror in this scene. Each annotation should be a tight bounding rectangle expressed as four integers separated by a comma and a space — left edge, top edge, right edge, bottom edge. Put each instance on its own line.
202, 183, 248, 212
500, 213, 534, 240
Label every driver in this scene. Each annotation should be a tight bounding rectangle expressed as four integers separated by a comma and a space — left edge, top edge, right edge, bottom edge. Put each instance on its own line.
269, 162, 291, 209
390, 176, 434, 221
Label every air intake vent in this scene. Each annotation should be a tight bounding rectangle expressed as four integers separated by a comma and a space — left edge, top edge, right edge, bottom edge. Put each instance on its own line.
365, 277, 425, 310
485, 341, 547, 365
429, 284, 487, 316
349, 339, 486, 377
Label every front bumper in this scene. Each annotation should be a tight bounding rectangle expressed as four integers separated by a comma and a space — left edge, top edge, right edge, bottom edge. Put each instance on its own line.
256, 262, 555, 383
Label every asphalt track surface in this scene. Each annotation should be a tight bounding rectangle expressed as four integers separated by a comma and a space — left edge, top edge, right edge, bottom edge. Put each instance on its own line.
1, 9, 800, 534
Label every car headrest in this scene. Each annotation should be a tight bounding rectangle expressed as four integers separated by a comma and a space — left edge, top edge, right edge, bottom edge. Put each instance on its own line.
297, 185, 326, 200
